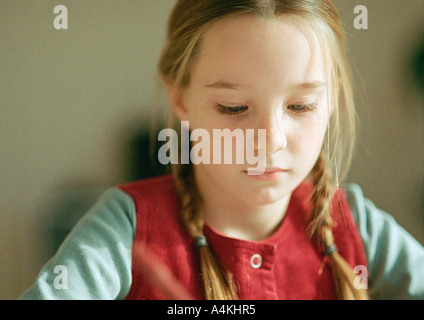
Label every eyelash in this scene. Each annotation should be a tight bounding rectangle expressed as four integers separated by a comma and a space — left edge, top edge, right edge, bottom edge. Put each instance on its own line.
216, 104, 248, 118
288, 103, 317, 113
216, 103, 317, 117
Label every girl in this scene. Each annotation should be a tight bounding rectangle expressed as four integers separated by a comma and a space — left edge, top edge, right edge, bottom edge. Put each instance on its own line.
20, 0, 424, 300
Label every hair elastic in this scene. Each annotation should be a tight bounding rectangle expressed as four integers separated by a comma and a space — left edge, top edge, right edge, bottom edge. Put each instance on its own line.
194, 235, 209, 248
324, 244, 338, 256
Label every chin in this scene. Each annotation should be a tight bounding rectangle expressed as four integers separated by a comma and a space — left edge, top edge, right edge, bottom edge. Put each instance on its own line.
241, 183, 293, 206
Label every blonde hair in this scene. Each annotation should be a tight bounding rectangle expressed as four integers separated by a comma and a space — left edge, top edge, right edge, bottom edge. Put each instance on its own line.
157, 0, 367, 300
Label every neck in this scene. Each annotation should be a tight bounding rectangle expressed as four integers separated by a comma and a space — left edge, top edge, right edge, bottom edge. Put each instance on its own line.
199, 186, 292, 242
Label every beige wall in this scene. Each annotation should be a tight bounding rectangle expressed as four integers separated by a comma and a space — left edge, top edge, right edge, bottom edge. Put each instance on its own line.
335, 0, 424, 244
1, 1, 423, 299
0, 0, 175, 299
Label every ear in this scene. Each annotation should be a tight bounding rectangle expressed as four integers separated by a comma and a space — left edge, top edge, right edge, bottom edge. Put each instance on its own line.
165, 81, 189, 122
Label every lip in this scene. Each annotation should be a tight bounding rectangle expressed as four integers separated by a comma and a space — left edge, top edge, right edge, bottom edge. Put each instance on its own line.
243, 167, 289, 181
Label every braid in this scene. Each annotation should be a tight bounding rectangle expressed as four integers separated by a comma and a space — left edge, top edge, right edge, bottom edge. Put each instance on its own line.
172, 163, 238, 300
307, 153, 334, 238
173, 163, 203, 238
309, 154, 369, 300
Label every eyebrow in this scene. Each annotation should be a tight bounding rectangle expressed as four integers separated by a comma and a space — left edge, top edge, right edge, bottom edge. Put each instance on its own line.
204, 81, 245, 90
289, 81, 327, 91
204, 80, 327, 91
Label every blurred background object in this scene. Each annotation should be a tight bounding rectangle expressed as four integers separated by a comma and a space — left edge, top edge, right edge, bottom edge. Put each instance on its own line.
0, 0, 423, 299
411, 30, 424, 95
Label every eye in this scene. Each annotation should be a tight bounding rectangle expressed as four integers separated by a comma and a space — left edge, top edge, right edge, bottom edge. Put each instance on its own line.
287, 103, 317, 113
216, 104, 248, 117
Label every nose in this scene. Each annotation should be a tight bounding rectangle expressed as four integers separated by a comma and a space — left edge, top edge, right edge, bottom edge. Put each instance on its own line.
254, 112, 287, 154
266, 120, 287, 153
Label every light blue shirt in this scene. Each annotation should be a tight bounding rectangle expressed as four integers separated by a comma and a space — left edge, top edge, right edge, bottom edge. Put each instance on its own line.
19, 183, 424, 300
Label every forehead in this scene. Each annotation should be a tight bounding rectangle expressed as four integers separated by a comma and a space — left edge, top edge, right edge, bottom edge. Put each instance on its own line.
190, 14, 327, 92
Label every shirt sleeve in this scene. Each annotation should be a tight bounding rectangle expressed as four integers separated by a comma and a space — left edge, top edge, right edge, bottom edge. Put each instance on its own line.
344, 183, 424, 300
18, 188, 136, 300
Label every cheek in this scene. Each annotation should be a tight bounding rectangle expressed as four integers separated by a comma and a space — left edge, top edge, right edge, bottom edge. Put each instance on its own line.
290, 117, 328, 159
187, 104, 219, 132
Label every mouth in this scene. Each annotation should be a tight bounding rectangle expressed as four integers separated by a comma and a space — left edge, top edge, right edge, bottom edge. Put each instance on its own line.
243, 167, 289, 181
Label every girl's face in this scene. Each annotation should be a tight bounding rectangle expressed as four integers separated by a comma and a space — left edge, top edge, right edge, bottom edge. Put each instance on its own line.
171, 14, 331, 207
